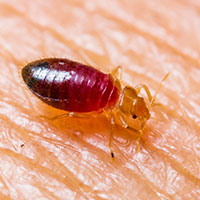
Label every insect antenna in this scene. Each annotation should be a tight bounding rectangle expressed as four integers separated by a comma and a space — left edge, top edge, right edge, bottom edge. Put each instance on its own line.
149, 72, 170, 108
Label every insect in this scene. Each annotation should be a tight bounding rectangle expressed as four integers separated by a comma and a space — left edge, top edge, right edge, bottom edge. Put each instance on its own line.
22, 58, 169, 158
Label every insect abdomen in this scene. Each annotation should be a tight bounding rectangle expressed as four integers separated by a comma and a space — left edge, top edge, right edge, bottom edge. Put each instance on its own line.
22, 58, 119, 112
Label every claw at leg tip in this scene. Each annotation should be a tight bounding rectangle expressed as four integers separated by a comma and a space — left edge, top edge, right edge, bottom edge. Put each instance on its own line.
111, 152, 114, 158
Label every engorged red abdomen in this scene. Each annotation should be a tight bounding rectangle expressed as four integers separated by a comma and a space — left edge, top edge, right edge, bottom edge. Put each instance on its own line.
22, 58, 120, 112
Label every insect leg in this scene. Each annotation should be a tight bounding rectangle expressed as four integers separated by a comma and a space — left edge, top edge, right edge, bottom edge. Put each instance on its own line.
117, 112, 142, 152
39, 112, 92, 121
150, 72, 170, 106
135, 73, 170, 106
39, 112, 73, 121
117, 112, 138, 133
109, 112, 115, 159
135, 84, 153, 103
111, 66, 122, 81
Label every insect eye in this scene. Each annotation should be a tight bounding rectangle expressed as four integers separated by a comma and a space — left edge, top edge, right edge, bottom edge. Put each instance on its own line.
132, 114, 137, 119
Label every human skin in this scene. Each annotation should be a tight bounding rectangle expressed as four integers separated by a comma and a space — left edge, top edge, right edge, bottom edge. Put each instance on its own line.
0, 0, 200, 199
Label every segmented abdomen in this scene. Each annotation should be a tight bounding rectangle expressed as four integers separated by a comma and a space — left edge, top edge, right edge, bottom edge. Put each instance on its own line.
22, 58, 119, 112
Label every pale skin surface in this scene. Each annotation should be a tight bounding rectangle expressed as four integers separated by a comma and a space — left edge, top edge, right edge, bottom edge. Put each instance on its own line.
0, 0, 200, 199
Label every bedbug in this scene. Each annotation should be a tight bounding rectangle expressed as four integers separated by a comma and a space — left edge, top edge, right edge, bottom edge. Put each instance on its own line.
22, 58, 169, 158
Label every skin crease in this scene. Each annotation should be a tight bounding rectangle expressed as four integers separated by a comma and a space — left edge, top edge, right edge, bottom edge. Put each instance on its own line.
0, 0, 200, 199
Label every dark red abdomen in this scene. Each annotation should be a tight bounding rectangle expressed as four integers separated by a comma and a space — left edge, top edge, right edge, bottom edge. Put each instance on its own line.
22, 58, 119, 112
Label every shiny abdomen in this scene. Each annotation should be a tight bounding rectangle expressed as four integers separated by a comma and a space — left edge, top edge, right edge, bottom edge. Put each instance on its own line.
22, 58, 119, 112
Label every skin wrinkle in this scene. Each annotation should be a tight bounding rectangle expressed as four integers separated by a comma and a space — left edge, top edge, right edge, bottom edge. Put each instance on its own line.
2, 6, 77, 62
101, 11, 200, 67
0, 147, 84, 195
5, 160, 76, 200
132, 159, 178, 198
115, 1, 200, 57
6, 120, 55, 153
11, 0, 199, 71
123, 162, 172, 199
0, 181, 10, 199
0, 175, 14, 200
143, 144, 200, 193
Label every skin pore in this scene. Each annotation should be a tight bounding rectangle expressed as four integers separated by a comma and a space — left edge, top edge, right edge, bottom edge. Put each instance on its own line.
0, 0, 200, 199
